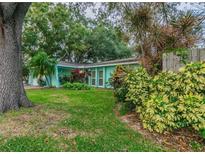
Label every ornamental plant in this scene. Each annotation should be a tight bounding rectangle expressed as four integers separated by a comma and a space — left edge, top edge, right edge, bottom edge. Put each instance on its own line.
110, 65, 137, 113
137, 72, 180, 133
110, 65, 128, 90
150, 71, 179, 98
178, 62, 205, 95
177, 93, 205, 130
110, 65, 130, 103
123, 61, 205, 133
63, 82, 92, 90
125, 67, 151, 106
138, 94, 178, 133
70, 69, 87, 83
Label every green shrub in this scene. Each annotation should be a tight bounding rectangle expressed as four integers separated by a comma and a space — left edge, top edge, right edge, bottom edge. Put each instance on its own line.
199, 128, 205, 139
114, 86, 128, 103
110, 65, 127, 89
121, 62, 205, 133
110, 65, 130, 103
178, 94, 205, 130
140, 62, 205, 133
62, 82, 92, 90
139, 93, 205, 133
110, 65, 136, 113
119, 101, 136, 115
138, 94, 178, 133
178, 62, 205, 95
150, 71, 179, 97
125, 67, 151, 106
137, 71, 180, 133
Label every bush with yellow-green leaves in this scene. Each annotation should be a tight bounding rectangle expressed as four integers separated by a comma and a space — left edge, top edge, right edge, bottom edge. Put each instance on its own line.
125, 67, 151, 106
123, 62, 205, 133
178, 94, 205, 130
178, 62, 205, 95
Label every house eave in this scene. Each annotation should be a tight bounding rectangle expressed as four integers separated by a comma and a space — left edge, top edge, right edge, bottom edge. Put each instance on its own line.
57, 57, 140, 68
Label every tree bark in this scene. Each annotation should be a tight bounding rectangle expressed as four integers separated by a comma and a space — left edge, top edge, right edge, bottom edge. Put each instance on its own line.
0, 3, 32, 112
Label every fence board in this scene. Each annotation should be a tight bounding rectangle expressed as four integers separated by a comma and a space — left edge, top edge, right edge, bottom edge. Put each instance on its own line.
199, 49, 205, 61
163, 49, 205, 71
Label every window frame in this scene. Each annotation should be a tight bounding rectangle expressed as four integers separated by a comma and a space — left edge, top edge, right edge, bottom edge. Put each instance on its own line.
91, 70, 96, 86
98, 69, 104, 87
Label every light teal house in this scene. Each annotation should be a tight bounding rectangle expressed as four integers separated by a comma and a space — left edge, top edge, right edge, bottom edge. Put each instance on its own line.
28, 57, 139, 88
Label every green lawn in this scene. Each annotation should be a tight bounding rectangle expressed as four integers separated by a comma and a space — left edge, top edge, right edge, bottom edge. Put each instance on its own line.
0, 89, 166, 152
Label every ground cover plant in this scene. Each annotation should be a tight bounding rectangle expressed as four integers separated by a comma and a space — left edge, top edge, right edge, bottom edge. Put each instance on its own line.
0, 89, 165, 152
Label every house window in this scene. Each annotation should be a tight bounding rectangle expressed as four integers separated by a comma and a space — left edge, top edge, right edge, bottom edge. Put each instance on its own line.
98, 70, 103, 86
91, 70, 96, 86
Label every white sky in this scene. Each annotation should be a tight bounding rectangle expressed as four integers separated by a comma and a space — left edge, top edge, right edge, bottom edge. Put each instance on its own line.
84, 2, 204, 19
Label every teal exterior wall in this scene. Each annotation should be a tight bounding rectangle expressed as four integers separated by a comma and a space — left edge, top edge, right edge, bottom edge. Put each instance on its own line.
28, 65, 75, 88
87, 66, 115, 88
104, 66, 116, 88
87, 64, 139, 88
51, 65, 59, 87
28, 63, 139, 88
53, 65, 79, 87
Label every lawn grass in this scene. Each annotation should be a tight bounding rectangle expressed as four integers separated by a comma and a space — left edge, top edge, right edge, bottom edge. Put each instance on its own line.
0, 89, 166, 152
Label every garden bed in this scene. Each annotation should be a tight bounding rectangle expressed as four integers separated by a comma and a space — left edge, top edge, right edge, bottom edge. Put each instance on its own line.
116, 108, 205, 152
111, 62, 205, 151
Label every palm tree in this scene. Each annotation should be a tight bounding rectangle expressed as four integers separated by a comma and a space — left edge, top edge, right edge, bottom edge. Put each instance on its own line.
29, 51, 57, 86
122, 3, 203, 74
105, 3, 204, 74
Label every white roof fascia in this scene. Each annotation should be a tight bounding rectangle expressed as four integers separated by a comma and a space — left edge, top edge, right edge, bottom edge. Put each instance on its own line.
57, 61, 139, 69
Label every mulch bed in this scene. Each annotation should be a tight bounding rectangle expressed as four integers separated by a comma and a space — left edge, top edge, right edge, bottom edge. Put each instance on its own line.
115, 106, 205, 152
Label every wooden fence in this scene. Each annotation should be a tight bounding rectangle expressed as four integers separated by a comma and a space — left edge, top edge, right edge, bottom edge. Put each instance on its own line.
163, 49, 205, 72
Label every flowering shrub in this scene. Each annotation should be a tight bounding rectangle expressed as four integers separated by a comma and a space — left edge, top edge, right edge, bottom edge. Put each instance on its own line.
59, 69, 87, 84
70, 69, 87, 83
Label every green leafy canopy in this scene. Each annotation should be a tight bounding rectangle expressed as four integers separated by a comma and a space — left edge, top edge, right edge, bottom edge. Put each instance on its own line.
22, 2, 133, 64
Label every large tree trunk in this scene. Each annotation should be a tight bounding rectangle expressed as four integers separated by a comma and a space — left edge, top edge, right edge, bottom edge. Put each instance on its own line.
0, 3, 32, 112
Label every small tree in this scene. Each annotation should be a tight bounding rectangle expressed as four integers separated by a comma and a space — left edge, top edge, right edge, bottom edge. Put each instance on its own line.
127, 5, 203, 75
29, 51, 57, 87
104, 3, 204, 75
